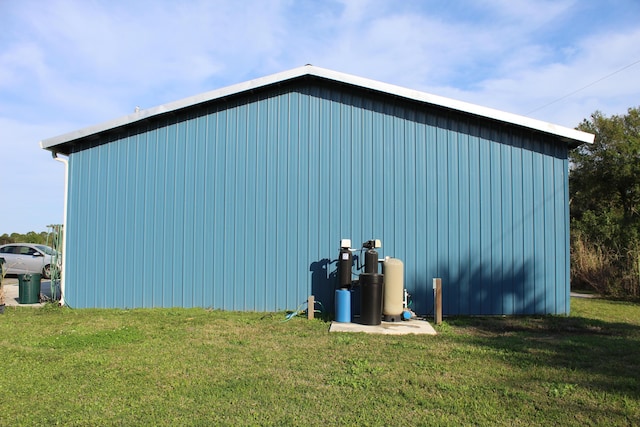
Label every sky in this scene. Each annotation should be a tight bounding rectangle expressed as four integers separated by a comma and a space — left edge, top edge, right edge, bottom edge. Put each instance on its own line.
1, 0, 639, 234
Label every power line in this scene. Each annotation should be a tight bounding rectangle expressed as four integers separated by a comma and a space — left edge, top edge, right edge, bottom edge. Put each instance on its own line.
526, 57, 640, 114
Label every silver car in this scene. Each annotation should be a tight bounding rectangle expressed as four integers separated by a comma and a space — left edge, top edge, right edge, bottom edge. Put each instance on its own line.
0, 243, 61, 279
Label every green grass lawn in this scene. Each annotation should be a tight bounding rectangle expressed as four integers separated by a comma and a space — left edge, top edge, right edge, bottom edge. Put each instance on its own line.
1, 298, 639, 426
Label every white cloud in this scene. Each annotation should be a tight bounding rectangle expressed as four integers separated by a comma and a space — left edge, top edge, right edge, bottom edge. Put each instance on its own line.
0, 118, 65, 234
3, 0, 291, 120
0, 42, 47, 91
434, 25, 640, 126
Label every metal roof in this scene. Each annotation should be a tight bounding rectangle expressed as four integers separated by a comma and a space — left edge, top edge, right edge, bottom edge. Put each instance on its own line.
40, 64, 594, 152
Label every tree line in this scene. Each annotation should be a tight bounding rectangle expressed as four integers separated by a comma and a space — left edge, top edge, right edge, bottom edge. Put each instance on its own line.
0, 232, 51, 246
570, 106, 640, 298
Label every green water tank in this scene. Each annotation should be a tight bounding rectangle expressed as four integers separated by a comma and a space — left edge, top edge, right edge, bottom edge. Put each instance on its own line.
18, 273, 41, 304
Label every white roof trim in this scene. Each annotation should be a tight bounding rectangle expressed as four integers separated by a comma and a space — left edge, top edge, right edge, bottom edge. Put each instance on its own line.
40, 65, 595, 149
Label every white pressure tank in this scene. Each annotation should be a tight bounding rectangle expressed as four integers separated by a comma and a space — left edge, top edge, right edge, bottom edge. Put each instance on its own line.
383, 257, 404, 322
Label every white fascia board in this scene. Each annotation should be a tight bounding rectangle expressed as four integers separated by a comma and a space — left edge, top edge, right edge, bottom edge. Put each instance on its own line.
311, 67, 594, 145
40, 65, 594, 150
40, 67, 310, 150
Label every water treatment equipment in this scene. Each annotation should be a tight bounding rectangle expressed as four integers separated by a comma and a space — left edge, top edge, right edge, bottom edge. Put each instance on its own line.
335, 289, 351, 323
383, 257, 404, 322
359, 272, 384, 325
335, 239, 353, 322
334, 238, 389, 325
362, 239, 381, 274
338, 239, 353, 289
359, 239, 383, 325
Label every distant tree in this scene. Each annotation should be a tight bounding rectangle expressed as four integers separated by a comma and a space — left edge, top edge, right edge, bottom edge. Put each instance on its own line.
0, 231, 49, 245
570, 107, 640, 297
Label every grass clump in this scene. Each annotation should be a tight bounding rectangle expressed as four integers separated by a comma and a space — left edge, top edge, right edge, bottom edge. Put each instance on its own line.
1, 299, 639, 425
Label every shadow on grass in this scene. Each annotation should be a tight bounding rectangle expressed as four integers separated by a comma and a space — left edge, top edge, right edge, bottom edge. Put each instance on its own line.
446, 313, 640, 398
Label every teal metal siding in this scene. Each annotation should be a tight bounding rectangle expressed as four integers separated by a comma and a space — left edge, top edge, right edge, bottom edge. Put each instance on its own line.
64, 82, 570, 314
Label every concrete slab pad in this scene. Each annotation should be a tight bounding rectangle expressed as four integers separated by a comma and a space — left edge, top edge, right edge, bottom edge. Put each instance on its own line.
1, 278, 59, 307
329, 319, 437, 335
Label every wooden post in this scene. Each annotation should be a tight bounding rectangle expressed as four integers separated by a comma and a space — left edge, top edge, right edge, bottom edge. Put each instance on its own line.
308, 295, 315, 320
434, 278, 442, 325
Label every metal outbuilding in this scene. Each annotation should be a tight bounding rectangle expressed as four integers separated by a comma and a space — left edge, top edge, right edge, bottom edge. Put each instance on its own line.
41, 65, 594, 315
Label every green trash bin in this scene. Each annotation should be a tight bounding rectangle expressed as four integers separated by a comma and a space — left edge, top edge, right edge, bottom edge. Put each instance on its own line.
18, 273, 42, 304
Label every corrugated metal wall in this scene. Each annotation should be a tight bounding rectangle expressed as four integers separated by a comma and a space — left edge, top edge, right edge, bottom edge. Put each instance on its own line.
65, 81, 569, 314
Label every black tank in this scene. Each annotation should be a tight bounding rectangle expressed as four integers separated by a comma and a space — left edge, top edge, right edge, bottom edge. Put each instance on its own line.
359, 272, 383, 325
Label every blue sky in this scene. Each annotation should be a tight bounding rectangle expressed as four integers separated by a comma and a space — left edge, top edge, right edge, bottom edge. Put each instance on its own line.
1, 0, 639, 234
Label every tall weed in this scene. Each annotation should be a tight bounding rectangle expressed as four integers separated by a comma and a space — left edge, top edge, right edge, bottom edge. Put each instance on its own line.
571, 233, 640, 298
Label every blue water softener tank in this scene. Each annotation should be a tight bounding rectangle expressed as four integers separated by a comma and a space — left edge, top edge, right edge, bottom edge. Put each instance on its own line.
335, 288, 351, 323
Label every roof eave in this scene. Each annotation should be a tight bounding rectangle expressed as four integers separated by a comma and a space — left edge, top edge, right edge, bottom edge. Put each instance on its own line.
40, 65, 595, 152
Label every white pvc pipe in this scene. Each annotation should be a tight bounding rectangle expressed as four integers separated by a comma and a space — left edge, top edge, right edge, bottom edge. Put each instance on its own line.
52, 152, 68, 306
